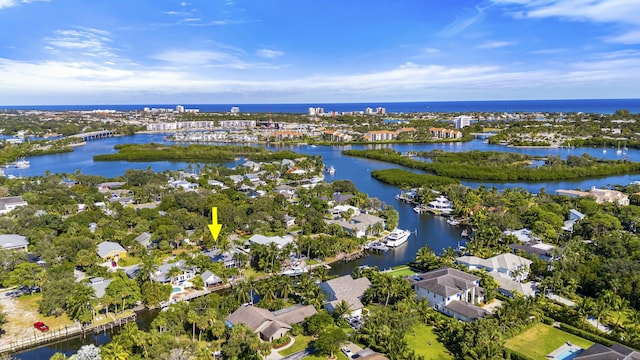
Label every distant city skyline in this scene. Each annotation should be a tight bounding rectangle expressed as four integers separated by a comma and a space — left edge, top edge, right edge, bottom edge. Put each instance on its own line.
1, 0, 639, 105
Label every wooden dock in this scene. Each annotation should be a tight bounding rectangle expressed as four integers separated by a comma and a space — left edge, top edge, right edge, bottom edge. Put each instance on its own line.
0, 324, 82, 355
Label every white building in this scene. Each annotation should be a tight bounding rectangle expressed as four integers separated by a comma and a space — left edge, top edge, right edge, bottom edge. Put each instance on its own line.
230, 106, 240, 114
0, 196, 28, 215
454, 115, 473, 129
176, 105, 185, 113
408, 267, 487, 322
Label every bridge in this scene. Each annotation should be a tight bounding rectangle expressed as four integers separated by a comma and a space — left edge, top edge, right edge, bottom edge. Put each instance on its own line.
469, 132, 497, 137
69, 130, 115, 141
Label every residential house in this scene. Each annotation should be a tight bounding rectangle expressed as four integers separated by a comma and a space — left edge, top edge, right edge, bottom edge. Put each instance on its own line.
200, 270, 223, 287
562, 209, 585, 232
225, 304, 317, 341
319, 275, 372, 316
228, 175, 244, 185
408, 267, 487, 322
96, 241, 127, 262
575, 343, 640, 360
0, 234, 29, 251
97, 182, 126, 193
328, 204, 361, 219
203, 249, 244, 268
151, 260, 196, 284
207, 179, 228, 189
135, 232, 153, 249
240, 161, 261, 172
168, 179, 199, 192
503, 228, 539, 243
325, 213, 385, 238
456, 253, 534, 297
323, 130, 352, 142
0, 196, 28, 215
355, 349, 389, 360
509, 242, 556, 262
88, 277, 113, 299
272, 130, 303, 141
429, 127, 463, 139
556, 187, 629, 206
283, 215, 296, 228
363, 130, 397, 142
247, 234, 294, 249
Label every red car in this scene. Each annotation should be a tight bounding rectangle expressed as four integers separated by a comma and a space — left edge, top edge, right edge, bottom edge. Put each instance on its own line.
34, 321, 49, 332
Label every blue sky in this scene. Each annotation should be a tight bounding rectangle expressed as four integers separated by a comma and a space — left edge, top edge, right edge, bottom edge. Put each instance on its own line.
0, 0, 639, 105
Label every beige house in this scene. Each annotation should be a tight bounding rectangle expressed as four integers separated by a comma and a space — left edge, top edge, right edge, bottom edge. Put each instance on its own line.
225, 304, 317, 341
96, 241, 127, 262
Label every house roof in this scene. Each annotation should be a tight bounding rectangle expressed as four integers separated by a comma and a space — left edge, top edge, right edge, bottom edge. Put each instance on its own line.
456, 253, 532, 272
226, 304, 316, 339
322, 275, 371, 300
409, 267, 479, 297
88, 277, 113, 299
575, 343, 640, 360
135, 232, 152, 247
151, 259, 190, 282
201, 270, 222, 285
0, 196, 28, 212
0, 234, 29, 249
444, 300, 488, 320
488, 272, 535, 297
96, 241, 126, 258
356, 348, 389, 360
248, 234, 293, 248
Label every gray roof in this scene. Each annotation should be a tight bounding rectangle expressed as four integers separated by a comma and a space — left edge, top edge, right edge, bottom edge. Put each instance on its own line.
576, 343, 640, 360
151, 259, 189, 282
0, 196, 28, 212
0, 234, 29, 249
409, 267, 480, 297
135, 232, 152, 247
96, 241, 126, 258
226, 304, 317, 339
201, 270, 222, 285
322, 275, 371, 301
88, 277, 113, 299
444, 300, 488, 321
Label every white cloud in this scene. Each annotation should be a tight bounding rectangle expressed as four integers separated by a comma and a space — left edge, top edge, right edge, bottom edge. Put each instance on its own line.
256, 49, 283, 59
422, 48, 441, 54
477, 40, 517, 49
45, 28, 116, 58
0, 0, 47, 9
493, 0, 640, 44
440, 6, 487, 36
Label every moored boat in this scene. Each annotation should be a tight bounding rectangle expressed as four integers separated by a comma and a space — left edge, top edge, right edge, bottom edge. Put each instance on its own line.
384, 228, 410, 247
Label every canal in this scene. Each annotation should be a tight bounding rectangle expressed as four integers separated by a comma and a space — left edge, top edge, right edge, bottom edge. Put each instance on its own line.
9, 134, 640, 358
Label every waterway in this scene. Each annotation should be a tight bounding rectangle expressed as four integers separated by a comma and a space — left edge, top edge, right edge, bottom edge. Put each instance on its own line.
10, 134, 640, 358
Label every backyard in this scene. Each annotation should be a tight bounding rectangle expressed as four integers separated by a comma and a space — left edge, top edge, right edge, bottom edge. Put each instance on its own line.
505, 323, 594, 359
405, 323, 453, 360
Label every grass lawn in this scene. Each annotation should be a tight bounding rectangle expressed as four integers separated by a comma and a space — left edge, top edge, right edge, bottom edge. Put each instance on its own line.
279, 335, 313, 356
16, 294, 75, 329
117, 255, 140, 267
505, 323, 594, 360
405, 324, 453, 360
385, 265, 417, 278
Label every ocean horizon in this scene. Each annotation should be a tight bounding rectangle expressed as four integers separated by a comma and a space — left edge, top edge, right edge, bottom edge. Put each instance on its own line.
2, 98, 639, 114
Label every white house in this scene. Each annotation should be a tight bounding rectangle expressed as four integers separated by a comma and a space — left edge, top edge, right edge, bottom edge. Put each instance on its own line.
151, 260, 196, 284
0, 234, 29, 251
325, 213, 385, 238
0, 196, 28, 215
247, 234, 294, 249
408, 267, 487, 322
168, 179, 199, 192
456, 253, 534, 297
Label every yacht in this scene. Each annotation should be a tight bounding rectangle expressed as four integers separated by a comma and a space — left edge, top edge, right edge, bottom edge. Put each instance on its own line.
428, 195, 454, 214
446, 218, 460, 226
325, 165, 335, 175
14, 159, 30, 169
384, 228, 410, 247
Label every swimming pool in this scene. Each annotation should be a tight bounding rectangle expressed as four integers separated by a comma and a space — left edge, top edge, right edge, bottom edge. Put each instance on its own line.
557, 349, 581, 360
172, 287, 181, 293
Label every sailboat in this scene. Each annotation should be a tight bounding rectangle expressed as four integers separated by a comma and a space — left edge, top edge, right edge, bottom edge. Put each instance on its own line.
617, 141, 622, 155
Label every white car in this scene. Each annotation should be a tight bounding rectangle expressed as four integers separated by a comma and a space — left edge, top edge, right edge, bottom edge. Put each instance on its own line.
341, 347, 353, 357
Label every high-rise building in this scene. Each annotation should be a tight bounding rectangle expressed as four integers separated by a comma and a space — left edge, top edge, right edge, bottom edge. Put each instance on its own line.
176, 105, 185, 113
230, 106, 240, 114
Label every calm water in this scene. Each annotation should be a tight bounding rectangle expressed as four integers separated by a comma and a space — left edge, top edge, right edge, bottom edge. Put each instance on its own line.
12, 134, 640, 357
3, 98, 640, 114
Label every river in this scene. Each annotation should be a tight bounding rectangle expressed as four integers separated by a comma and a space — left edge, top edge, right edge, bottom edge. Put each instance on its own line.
10, 134, 640, 358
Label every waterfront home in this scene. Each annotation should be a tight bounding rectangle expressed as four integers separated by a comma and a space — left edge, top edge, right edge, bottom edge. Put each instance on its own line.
319, 275, 371, 316
503, 228, 539, 243
0, 234, 29, 251
151, 260, 196, 284
207, 179, 228, 189
328, 204, 361, 219
428, 127, 462, 139
556, 186, 629, 206
200, 270, 223, 287
323, 129, 353, 142
246, 234, 294, 249
408, 267, 487, 322
283, 214, 296, 228
240, 160, 261, 172
325, 213, 385, 238
428, 195, 454, 214
88, 277, 113, 299
96, 241, 127, 262
225, 304, 317, 341
228, 175, 244, 184
97, 182, 126, 192
0, 196, 28, 215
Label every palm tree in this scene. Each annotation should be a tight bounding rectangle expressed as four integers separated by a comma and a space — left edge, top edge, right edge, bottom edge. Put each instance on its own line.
332, 299, 351, 319
167, 266, 183, 285
101, 341, 130, 360
187, 310, 199, 341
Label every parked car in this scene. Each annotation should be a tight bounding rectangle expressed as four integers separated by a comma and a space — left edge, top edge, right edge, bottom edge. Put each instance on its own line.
341, 347, 353, 358
34, 321, 49, 332
6, 290, 23, 298
111, 261, 117, 267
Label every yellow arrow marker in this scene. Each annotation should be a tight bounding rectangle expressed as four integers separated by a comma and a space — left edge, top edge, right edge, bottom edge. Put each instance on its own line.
208, 207, 223, 241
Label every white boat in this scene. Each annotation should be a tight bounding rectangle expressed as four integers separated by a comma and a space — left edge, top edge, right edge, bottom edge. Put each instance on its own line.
368, 242, 390, 252
428, 196, 454, 214
446, 218, 460, 226
413, 205, 426, 214
14, 159, 30, 169
326, 166, 335, 174
384, 228, 410, 247
617, 141, 622, 155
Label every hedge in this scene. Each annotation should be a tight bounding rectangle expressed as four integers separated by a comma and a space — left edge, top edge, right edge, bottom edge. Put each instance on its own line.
558, 323, 614, 346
